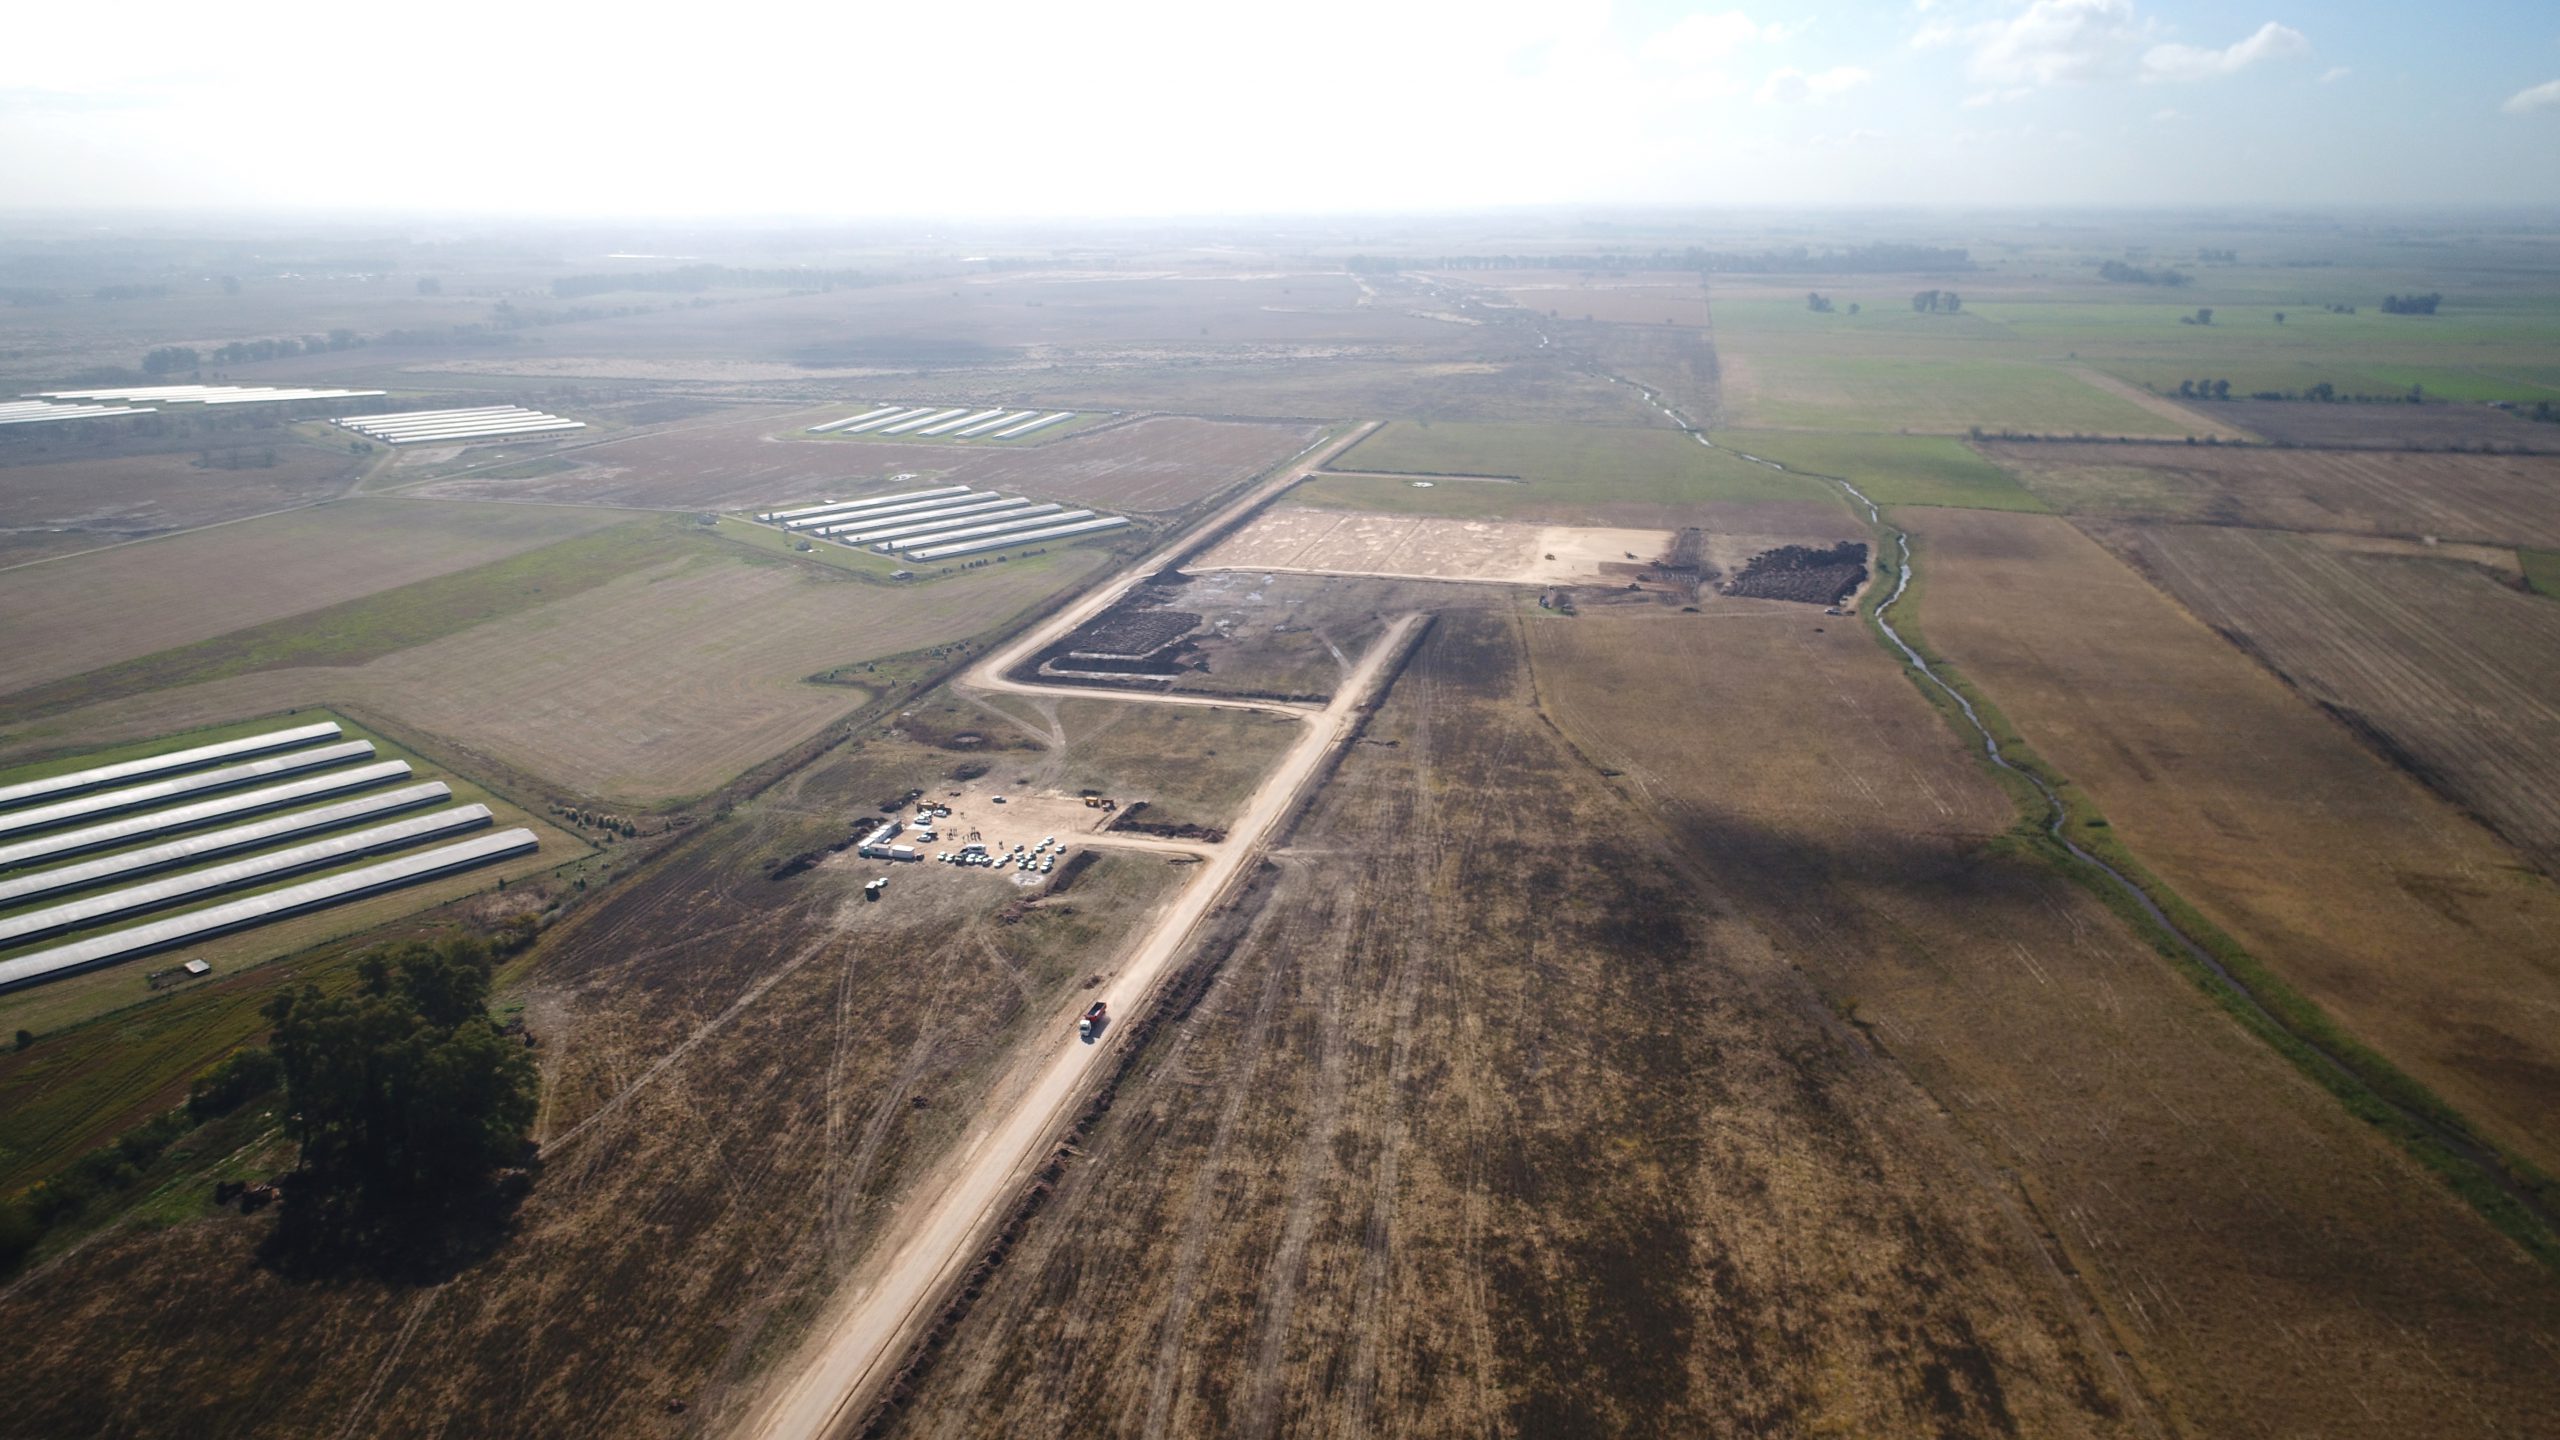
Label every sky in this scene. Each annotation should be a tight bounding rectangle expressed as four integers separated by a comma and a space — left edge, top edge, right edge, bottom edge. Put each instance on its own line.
0, 0, 2555, 218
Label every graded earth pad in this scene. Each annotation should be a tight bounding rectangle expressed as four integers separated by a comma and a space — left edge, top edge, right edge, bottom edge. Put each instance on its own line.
874, 612, 2146, 1439
1196, 510, 1675, 586
1901, 508, 2560, 1174
1524, 607, 2560, 1438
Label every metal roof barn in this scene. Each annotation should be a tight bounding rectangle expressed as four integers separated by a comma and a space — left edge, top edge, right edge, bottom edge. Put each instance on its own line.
0, 828, 538, 993
0, 722, 342, 812
0, 401, 157, 426
916, 407, 1010, 437
35, 385, 384, 405
876, 407, 972, 436
0, 741, 376, 842
954, 408, 1039, 438
785, 492, 996, 531
989, 410, 1077, 439
0, 782, 453, 908
817, 498, 1032, 541
0, 762, 413, 872
0, 805, 495, 946
808, 406, 908, 434
836, 407, 939, 435
762, 486, 972, 525
911, 515, 1129, 560
890, 508, 1088, 553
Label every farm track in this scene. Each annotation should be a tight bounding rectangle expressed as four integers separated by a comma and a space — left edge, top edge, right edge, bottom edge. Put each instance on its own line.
737, 425, 1393, 1440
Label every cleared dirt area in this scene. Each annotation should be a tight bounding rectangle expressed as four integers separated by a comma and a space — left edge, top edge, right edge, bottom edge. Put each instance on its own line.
1468, 268, 1711, 327
877, 611, 2148, 1438
1903, 508, 2560, 1175
0, 500, 636, 697
0, 445, 363, 565
1197, 510, 1674, 586
1526, 608, 2560, 1437
2201, 399, 2556, 449
1985, 442, 2560, 546
1056, 571, 1509, 703
2094, 521, 2560, 877
3, 547, 1106, 807
406, 410, 1327, 516
0, 742, 1189, 1437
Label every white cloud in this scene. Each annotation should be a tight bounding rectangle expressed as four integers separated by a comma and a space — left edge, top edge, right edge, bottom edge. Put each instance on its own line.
2142, 21, 2309, 82
1967, 0, 2149, 87
2504, 78, 2560, 115
2152, 106, 2182, 121
2319, 65, 2351, 83
1757, 65, 1874, 104
1910, 20, 1959, 49
1643, 11, 1782, 68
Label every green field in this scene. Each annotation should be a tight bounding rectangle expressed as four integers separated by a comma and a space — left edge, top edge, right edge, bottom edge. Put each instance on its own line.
1309, 421, 1830, 517
1711, 430, 2052, 512
1722, 351, 2189, 436
2524, 549, 2560, 599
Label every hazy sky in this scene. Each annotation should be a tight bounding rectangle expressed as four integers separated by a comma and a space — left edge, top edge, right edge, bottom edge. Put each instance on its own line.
2, 0, 2554, 217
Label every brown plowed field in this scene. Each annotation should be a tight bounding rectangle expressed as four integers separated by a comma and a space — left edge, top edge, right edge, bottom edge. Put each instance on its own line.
0, 741, 1189, 1438
406, 411, 1325, 515
0, 445, 362, 564
2096, 521, 2560, 876
0, 500, 636, 696
880, 612, 2149, 1439
1525, 608, 2560, 1437
1902, 509, 2560, 1174
1986, 442, 2560, 546
5, 547, 1105, 806
2201, 399, 2554, 450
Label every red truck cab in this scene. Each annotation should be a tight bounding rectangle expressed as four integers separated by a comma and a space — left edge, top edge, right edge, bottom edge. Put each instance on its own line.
1079, 1001, 1108, 1041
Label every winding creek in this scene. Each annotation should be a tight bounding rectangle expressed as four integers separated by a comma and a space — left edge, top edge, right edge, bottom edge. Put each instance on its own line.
1575, 353, 2555, 1234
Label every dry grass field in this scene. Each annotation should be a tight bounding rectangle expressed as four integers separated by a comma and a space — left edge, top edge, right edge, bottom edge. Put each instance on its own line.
3, 545, 1107, 807
1902, 508, 2560, 1175
1523, 608, 2560, 1437
0, 445, 364, 565
2096, 522, 2560, 876
881, 612, 2147, 1439
1466, 268, 1712, 327
404, 411, 1325, 517
1985, 442, 2560, 546
0, 744, 1189, 1437
0, 500, 637, 696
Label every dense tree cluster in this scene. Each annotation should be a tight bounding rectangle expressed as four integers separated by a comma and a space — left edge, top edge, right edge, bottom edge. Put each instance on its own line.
2098, 259, 2192, 286
2176, 379, 2233, 399
1912, 289, 1963, 312
2381, 292, 2443, 314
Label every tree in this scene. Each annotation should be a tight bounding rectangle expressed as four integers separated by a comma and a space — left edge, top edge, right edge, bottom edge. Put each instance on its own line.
1847, 302, 1861, 315
1806, 291, 1833, 313
2211, 379, 2231, 400
264, 939, 534, 1216
141, 345, 199, 375
2194, 308, 2213, 326
1943, 291, 1961, 312
2308, 381, 2336, 402
2273, 311, 2285, 324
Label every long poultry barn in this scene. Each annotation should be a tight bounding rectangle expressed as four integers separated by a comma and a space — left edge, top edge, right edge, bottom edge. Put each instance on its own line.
793, 492, 1002, 532
0, 762, 415, 872
0, 722, 342, 810
335, 405, 584, 445
0, 742, 378, 842
911, 515, 1131, 561
888, 508, 1091, 554
760, 487, 969, 525
0, 829, 540, 993
0, 783, 454, 908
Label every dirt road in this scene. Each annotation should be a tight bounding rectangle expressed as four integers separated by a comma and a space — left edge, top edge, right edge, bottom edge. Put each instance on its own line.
737, 424, 1395, 1440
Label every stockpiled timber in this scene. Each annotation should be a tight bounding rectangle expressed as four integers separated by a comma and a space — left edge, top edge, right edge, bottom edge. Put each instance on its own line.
910, 515, 1129, 560
0, 828, 538, 992
890, 507, 1089, 553
0, 806, 495, 946
878, 407, 972, 436
0, 762, 414, 872
335, 406, 584, 445
835, 503, 1057, 546
0, 722, 341, 811
807, 406, 908, 434
789, 491, 997, 532
767, 487, 973, 527
0, 783, 452, 907
0, 742, 377, 842
991, 410, 1076, 439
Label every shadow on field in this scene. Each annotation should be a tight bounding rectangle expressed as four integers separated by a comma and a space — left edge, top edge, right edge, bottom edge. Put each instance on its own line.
257, 1164, 536, 1286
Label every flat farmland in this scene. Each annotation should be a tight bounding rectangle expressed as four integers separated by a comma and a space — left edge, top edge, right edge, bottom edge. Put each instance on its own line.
1460, 268, 1711, 327
1986, 442, 2560, 545
4, 544, 1107, 807
0, 500, 637, 696
0, 444, 363, 564
1524, 608, 2560, 1437
2200, 399, 2557, 449
1198, 510, 1674, 585
1902, 508, 2560, 1174
1712, 429, 2053, 511
1307, 420, 1835, 521
882, 612, 2146, 1438
2096, 522, 2560, 876
1716, 352, 2193, 436
408, 410, 1326, 516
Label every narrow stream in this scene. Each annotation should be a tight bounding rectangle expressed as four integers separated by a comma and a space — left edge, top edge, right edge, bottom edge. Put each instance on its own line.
1570, 350, 2553, 1232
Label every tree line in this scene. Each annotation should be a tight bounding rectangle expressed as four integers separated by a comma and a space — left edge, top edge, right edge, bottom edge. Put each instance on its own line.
2098, 259, 2192, 286
2381, 292, 2443, 314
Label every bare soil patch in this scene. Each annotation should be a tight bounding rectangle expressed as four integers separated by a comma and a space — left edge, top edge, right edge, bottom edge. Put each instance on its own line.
2204, 399, 2556, 450
0, 446, 362, 565
1197, 510, 1674, 586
